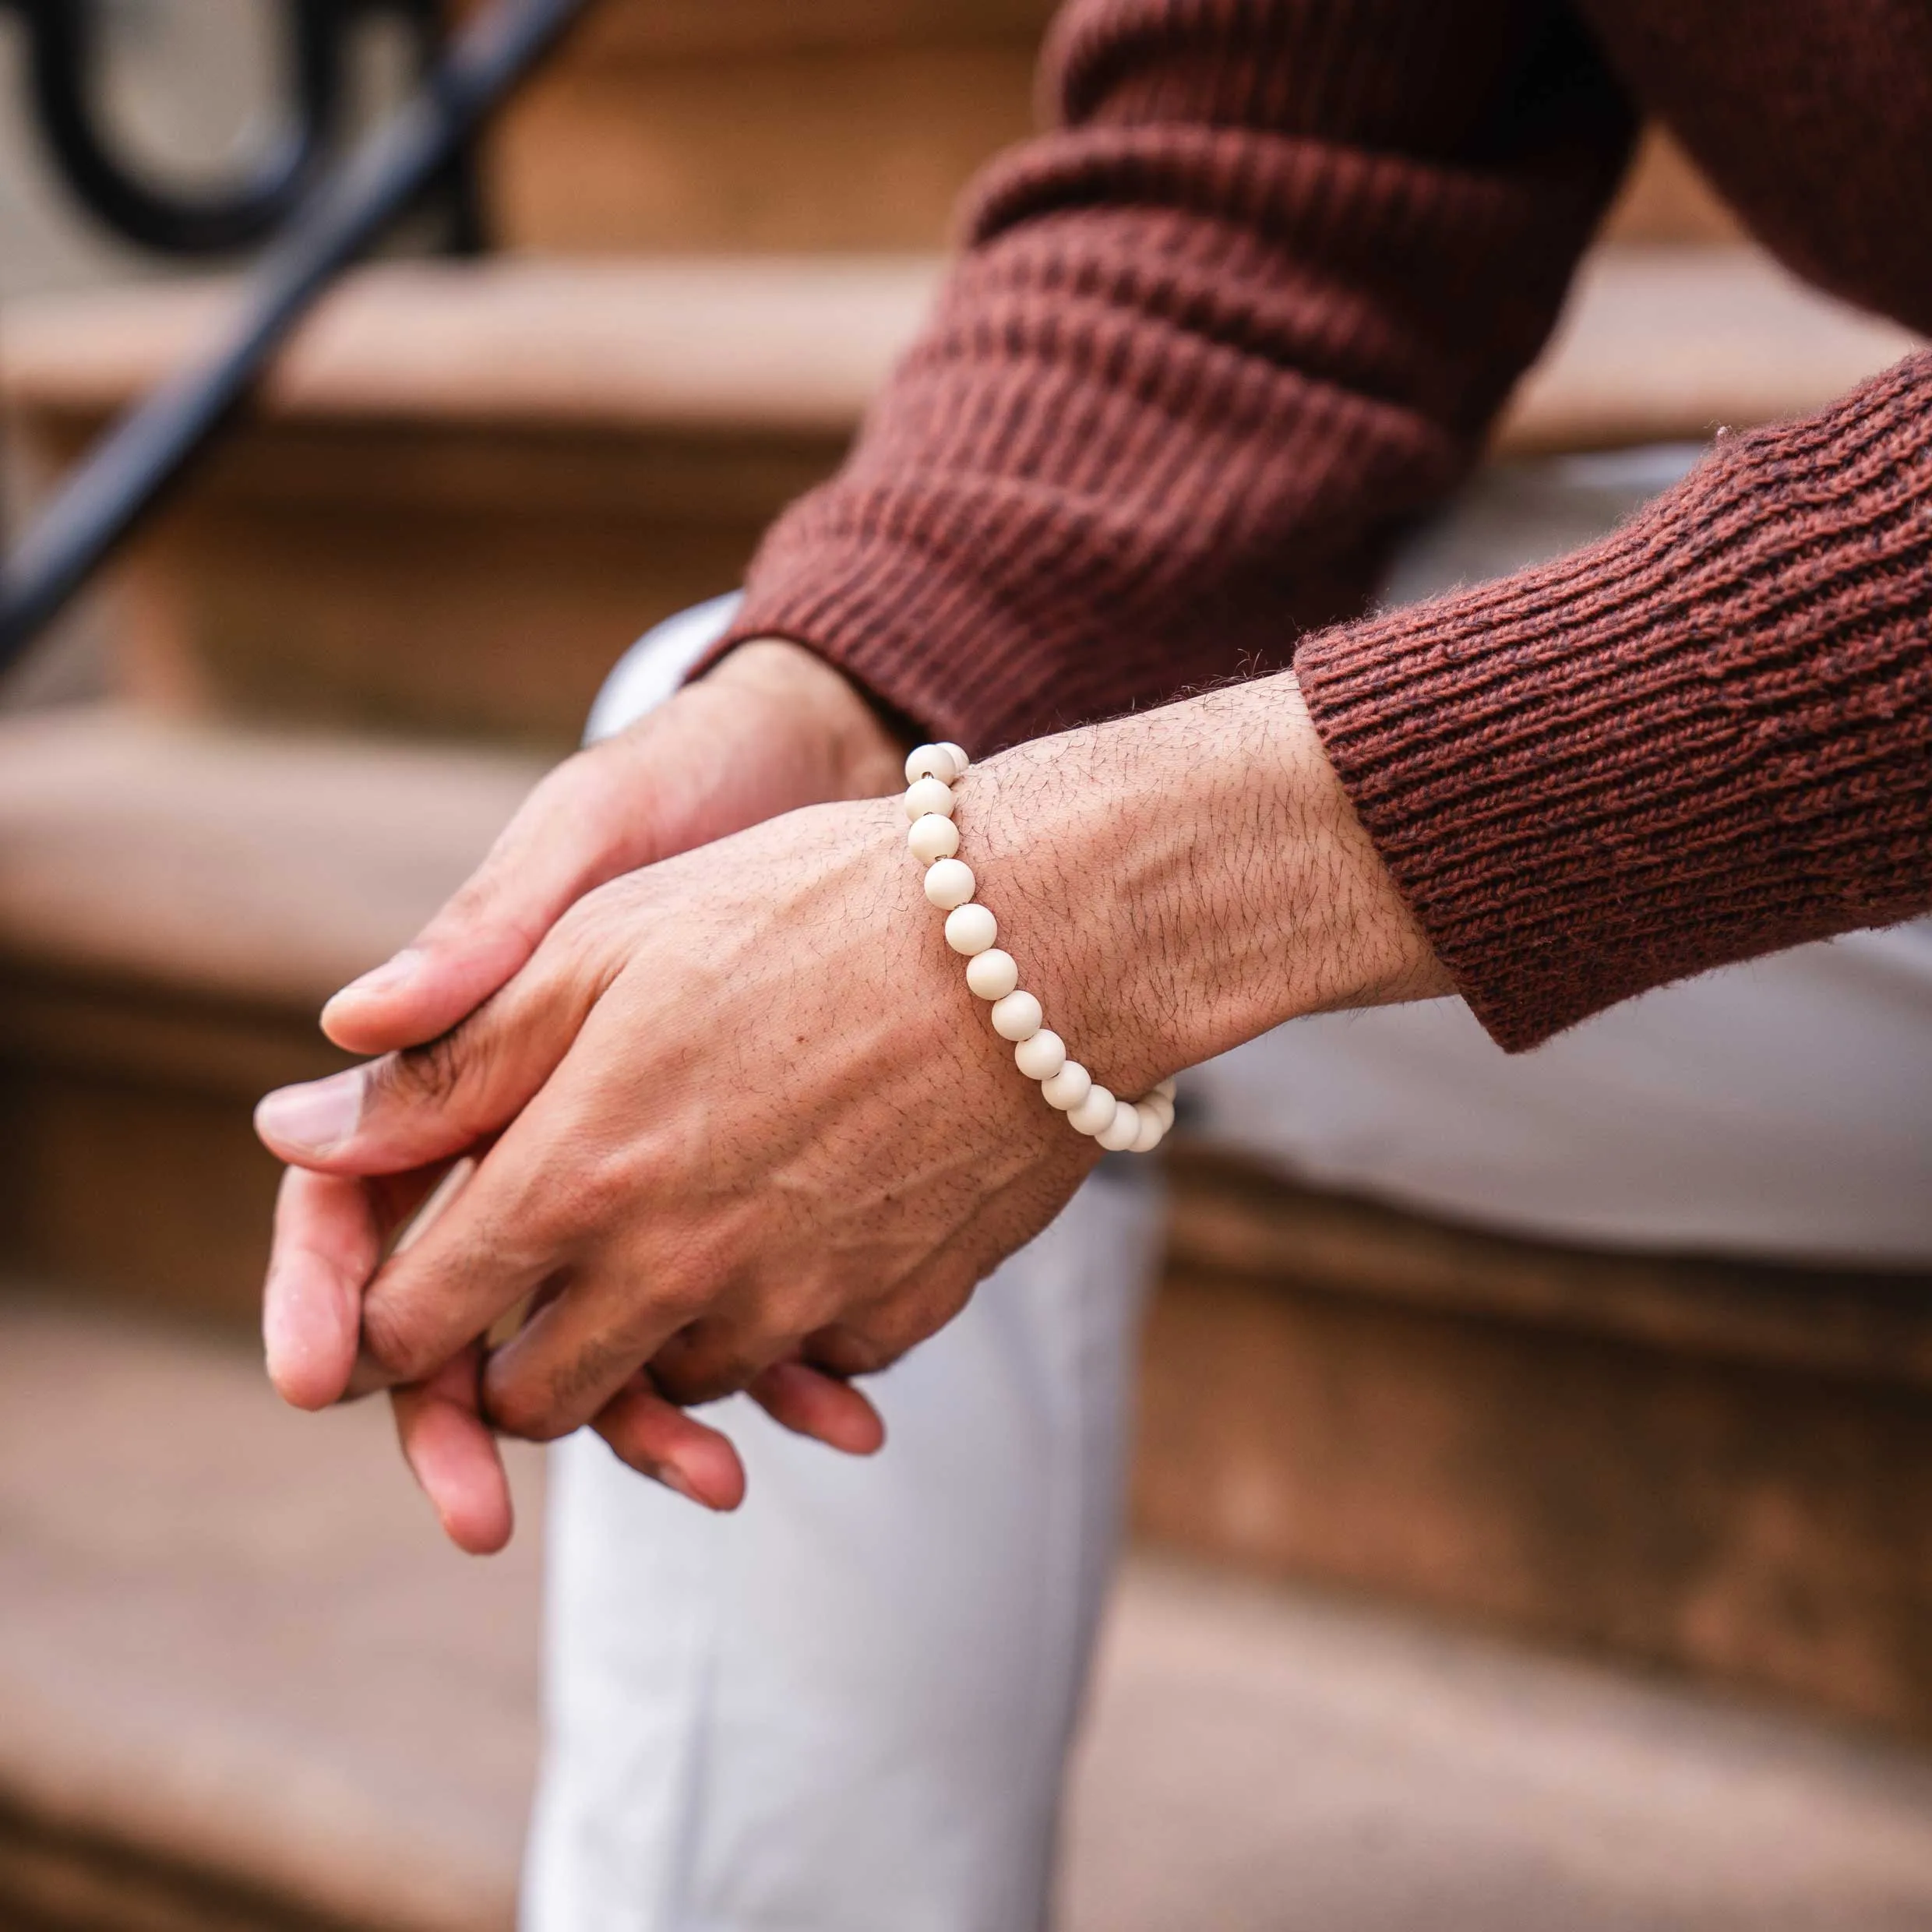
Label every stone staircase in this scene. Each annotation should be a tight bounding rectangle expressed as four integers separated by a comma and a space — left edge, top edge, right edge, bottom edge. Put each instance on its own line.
0, 12, 1929, 1918
0, 708, 540, 1317
444, 0, 1059, 254
8, 1290, 1932, 1932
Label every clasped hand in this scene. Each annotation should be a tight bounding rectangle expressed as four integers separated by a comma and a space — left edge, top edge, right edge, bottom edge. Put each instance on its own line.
256, 646, 1444, 1553
256, 644, 1099, 1552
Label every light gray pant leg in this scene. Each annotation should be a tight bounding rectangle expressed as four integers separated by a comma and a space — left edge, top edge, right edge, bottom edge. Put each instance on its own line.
522, 1171, 1162, 1932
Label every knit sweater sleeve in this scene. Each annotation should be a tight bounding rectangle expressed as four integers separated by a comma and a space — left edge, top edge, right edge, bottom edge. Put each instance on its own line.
717, 0, 1636, 753
1296, 351, 1932, 1051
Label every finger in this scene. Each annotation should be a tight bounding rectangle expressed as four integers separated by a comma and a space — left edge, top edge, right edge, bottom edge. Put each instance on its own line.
256, 961, 594, 1176
318, 642, 897, 1060
645, 1314, 773, 1409
319, 749, 650, 1059
354, 1129, 576, 1393
318, 1158, 484, 1402
392, 1344, 514, 1555
796, 1276, 975, 1383
358, 1001, 712, 1422
480, 1274, 710, 1444
591, 1373, 748, 1511
747, 1360, 887, 1458
263, 1164, 446, 1408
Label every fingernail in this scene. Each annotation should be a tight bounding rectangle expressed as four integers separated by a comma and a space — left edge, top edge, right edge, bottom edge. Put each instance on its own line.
657, 1465, 713, 1510
255, 1066, 365, 1156
324, 949, 421, 1017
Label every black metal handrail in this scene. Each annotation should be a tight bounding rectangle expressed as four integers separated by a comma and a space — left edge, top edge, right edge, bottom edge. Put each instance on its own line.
0, 0, 596, 667
0, 0, 457, 256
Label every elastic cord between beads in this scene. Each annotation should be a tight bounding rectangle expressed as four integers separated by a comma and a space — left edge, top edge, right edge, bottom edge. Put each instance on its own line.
901, 742, 1176, 1155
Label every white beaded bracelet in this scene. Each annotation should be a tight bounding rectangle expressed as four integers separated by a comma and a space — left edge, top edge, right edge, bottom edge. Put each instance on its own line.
901, 742, 1176, 1155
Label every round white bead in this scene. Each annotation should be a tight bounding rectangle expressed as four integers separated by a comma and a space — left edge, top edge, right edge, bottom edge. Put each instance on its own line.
923, 858, 975, 910
945, 903, 997, 955
904, 776, 956, 823
1143, 1090, 1176, 1131
1154, 1076, 1178, 1103
964, 947, 1018, 999
990, 989, 1043, 1042
937, 742, 969, 779
1041, 1060, 1092, 1112
1068, 1083, 1117, 1136
1096, 1099, 1143, 1151
1014, 1028, 1066, 1081
1130, 1106, 1168, 1154
908, 813, 961, 864
904, 743, 964, 785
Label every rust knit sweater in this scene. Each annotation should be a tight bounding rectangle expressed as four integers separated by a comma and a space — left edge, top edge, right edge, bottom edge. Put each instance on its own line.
723, 0, 1932, 1049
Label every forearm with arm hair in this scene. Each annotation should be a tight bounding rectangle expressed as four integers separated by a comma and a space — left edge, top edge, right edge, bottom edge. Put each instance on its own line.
957, 673, 1452, 1097
715, 0, 1931, 1050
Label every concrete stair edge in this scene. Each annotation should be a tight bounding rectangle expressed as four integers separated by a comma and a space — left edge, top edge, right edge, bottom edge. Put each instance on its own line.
9, 1291, 1932, 1932
1165, 1144, 1932, 1392
3, 248, 1920, 457
0, 707, 544, 1029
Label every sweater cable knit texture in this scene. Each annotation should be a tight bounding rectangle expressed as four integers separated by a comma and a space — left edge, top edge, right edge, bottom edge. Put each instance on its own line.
721, 0, 1932, 1048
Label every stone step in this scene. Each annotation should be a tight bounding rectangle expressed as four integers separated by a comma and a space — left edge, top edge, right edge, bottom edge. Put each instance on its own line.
443, 0, 1056, 253
4, 250, 1917, 750
7, 1289, 1932, 1932
0, 706, 540, 1318
5, 259, 933, 750
442, 0, 1733, 258
1145, 1147, 1932, 1738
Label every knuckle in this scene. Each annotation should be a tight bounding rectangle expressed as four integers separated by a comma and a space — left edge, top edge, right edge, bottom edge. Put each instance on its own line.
359, 1294, 438, 1385
368, 1029, 475, 1115
810, 1289, 958, 1378
804, 1327, 893, 1378
548, 883, 646, 984
649, 1318, 766, 1406
572, 1144, 643, 1224
485, 1373, 569, 1442
435, 867, 506, 935
488, 1333, 635, 1440
646, 1266, 720, 1331
508, 1146, 637, 1251
653, 1355, 760, 1407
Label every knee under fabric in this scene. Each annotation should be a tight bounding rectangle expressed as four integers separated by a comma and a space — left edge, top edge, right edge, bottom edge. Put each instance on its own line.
585, 591, 744, 746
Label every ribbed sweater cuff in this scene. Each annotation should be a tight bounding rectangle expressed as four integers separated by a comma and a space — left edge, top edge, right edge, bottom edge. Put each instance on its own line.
714, 516, 1327, 756
715, 531, 1057, 753
1297, 351, 1932, 1052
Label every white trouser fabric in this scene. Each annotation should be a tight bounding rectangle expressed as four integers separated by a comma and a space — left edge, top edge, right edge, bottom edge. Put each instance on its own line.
525, 455, 1932, 1929
522, 1165, 1162, 1932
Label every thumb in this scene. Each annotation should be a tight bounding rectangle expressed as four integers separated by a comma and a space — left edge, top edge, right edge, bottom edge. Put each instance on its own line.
318, 739, 675, 1059
319, 641, 897, 1059
256, 942, 599, 1176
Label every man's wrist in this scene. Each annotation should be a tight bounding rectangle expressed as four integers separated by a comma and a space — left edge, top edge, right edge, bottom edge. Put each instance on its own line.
703, 637, 908, 804
956, 671, 1450, 1097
